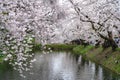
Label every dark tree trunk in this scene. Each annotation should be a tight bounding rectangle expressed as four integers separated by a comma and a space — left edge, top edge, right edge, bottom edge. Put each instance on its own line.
102, 31, 118, 51
102, 39, 118, 51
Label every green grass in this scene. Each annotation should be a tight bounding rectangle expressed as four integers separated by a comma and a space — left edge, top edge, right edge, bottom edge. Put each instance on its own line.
116, 48, 120, 51
73, 45, 94, 55
101, 50, 120, 74
45, 44, 77, 51
86, 46, 103, 60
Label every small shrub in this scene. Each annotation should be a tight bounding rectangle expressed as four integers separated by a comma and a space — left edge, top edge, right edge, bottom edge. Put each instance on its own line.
33, 44, 42, 51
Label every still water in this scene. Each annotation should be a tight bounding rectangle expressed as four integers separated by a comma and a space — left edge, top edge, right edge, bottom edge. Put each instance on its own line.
0, 52, 120, 80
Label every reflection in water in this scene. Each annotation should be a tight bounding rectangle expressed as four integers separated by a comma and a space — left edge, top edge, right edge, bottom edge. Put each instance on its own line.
0, 52, 120, 80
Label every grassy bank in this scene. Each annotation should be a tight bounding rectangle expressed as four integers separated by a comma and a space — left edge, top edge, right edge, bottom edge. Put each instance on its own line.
73, 46, 120, 74
73, 45, 94, 55
92, 47, 120, 74
45, 44, 77, 51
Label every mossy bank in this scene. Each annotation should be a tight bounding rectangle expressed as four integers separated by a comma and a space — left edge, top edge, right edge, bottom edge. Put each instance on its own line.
73, 46, 120, 75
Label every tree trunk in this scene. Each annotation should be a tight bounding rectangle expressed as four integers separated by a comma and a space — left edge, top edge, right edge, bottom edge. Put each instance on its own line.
102, 31, 118, 51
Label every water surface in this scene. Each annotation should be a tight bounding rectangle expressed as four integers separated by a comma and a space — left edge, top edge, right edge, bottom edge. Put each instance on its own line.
0, 52, 120, 80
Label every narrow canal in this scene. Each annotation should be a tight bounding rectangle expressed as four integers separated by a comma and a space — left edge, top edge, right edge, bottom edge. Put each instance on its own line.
0, 52, 120, 80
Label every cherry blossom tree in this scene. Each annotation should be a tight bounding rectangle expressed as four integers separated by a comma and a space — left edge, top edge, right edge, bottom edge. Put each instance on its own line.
67, 0, 120, 49
0, 0, 120, 77
0, 0, 66, 77
0, 0, 49, 77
